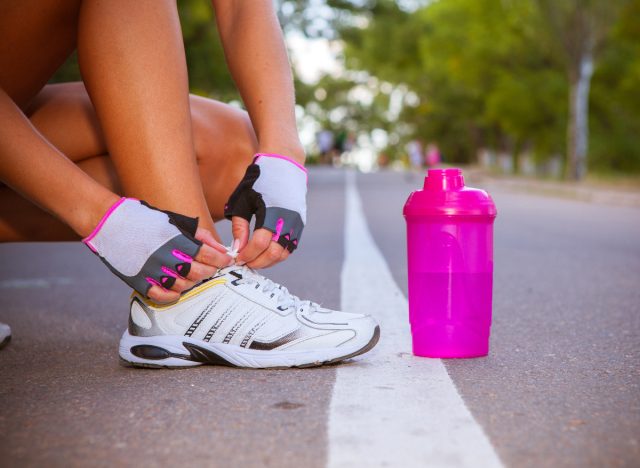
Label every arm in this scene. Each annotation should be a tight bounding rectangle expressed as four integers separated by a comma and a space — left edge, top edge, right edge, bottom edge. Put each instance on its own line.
0, 87, 230, 303
212, 0, 304, 163
212, 1, 307, 268
0, 87, 118, 237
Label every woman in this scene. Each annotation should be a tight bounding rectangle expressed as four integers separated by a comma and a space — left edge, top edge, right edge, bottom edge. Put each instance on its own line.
0, 0, 379, 367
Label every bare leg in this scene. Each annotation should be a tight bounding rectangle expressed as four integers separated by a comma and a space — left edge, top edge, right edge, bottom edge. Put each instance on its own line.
0, 1, 117, 236
77, 0, 217, 232
1, 1, 248, 237
0, 0, 81, 110
0, 155, 119, 242
0, 84, 257, 242
0, 2, 238, 301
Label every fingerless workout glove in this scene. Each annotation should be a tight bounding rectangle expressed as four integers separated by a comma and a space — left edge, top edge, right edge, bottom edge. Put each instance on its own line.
224, 153, 307, 253
83, 198, 202, 297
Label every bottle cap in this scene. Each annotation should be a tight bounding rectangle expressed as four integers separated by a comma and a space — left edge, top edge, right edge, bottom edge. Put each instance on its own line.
403, 168, 497, 218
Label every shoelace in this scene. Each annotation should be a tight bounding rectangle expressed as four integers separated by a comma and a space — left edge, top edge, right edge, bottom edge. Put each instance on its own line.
233, 265, 319, 313
222, 242, 321, 313
225, 242, 239, 259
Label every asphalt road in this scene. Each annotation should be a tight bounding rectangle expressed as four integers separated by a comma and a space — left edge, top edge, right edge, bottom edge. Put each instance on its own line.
1, 168, 638, 467
358, 170, 640, 468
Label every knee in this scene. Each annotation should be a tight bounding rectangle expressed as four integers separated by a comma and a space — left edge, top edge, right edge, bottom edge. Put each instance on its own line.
190, 96, 258, 167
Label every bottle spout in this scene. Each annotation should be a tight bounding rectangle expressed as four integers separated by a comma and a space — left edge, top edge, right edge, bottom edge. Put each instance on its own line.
424, 168, 465, 191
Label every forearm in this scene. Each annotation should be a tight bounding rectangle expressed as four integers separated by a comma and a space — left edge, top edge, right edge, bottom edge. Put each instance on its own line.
0, 88, 119, 237
213, 0, 304, 163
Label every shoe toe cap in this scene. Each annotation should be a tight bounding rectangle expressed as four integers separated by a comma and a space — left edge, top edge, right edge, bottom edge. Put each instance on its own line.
307, 309, 378, 335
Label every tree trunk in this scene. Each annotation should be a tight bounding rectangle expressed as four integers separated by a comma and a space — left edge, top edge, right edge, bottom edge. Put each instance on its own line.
566, 49, 594, 180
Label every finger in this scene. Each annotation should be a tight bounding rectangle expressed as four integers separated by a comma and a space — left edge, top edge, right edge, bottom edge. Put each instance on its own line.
231, 216, 250, 251
194, 243, 234, 268
247, 241, 286, 269
279, 248, 290, 263
184, 260, 218, 283
236, 228, 273, 265
195, 228, 227, 254
167, 275, 196, 294
147, 285, 180, 304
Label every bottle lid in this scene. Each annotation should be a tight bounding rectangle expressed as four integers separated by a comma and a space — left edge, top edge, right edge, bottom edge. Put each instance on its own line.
403, 168, 497, 218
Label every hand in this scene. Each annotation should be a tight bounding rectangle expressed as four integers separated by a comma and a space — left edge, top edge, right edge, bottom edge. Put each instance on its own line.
83, 198, 234, 302
224, 153, 307, 269
231, 220, 291, 269
146, 227, 234, 303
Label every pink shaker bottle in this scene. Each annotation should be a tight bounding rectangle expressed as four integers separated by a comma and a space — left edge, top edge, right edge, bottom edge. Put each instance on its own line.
403, 168, 497, 358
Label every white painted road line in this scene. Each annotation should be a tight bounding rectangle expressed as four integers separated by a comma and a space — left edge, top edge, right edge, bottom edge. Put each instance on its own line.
327, 172, 503, 468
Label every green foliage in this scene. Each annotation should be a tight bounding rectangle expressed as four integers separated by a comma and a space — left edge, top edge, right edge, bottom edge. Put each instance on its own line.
590, 0, 640, 172
50, 52, 81, 83
177, 0, 237, 100
46, 0, 640, 174
339, 0, 570, 163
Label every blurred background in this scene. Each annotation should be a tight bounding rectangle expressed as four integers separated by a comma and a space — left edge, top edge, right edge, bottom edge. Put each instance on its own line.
53, 0, 640, 182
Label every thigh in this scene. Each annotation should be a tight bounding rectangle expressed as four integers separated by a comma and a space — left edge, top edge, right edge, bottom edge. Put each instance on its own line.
0, 156, 112, 242
27, 82, 108, 162
0, 84, 257, 242
27, 84, 257, 218
0, 0, 81, 109
190, 95, 257, 219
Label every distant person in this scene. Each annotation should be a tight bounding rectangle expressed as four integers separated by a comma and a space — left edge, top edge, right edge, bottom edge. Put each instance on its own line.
425, 143, 442, 168
406, 140, 423, 179
0, 1, 379, 367
378, 152, 390, 168
316, 129, 335, 164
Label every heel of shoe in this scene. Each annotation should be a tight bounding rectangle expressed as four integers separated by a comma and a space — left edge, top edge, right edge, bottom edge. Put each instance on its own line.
118, 331, 202, 369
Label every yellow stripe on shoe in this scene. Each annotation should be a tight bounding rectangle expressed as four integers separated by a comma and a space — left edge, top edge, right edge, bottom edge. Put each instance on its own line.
130, 278, 227, 310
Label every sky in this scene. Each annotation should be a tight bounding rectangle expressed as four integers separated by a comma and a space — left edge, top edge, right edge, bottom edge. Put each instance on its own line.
286, 32, 381, 171
286, 31, 341, 84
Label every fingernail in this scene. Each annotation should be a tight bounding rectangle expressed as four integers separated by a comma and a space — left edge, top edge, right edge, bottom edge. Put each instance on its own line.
233, 238, 240, 251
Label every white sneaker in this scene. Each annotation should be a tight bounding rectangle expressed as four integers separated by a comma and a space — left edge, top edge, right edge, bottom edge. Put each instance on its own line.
119, 266, 379, 368
0, 322, 11, 349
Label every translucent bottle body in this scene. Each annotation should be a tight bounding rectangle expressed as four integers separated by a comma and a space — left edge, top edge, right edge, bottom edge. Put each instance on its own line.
404, 169, 497, 358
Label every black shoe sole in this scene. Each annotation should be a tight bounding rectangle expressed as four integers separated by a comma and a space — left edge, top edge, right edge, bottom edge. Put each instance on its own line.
0, 335, 11, 350
119, 325, 381, 370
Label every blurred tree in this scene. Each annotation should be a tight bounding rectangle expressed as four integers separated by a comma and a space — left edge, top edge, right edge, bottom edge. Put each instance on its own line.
536, 0, 629, 180
44, 0, 640, 175
332, 0, 640, 176
340, 0, 567, 165
589, 0, 640, 173
177, 0, 237, 100
50, 52, 81, 83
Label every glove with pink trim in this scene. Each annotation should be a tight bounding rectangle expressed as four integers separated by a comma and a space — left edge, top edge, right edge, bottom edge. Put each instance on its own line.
82, 198, 202, 297
224, 153, 307, 253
